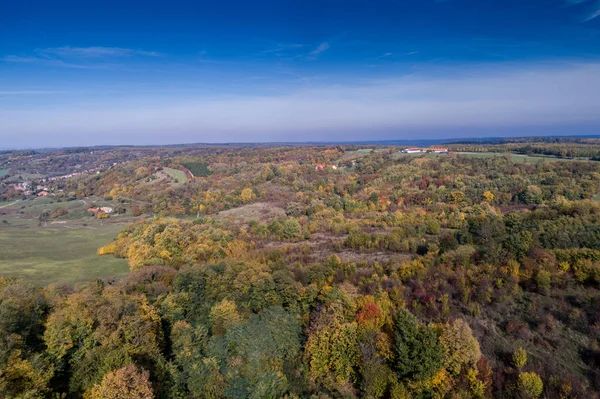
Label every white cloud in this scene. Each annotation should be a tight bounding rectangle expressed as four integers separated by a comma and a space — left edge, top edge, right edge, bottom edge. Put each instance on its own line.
306, 42, 330, 59
1, 62, 600, 146
584, 4, 600, 20
1, 46, 160, 69
566, 0, 600, 21
36, 46, 160, 58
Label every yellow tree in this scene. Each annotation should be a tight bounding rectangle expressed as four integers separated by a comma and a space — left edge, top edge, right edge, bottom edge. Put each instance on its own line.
88, 364, 154, 399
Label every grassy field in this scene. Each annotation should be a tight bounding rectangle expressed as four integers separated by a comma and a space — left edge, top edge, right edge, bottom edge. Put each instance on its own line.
163, 167, 188, 186
393, 151, 587, 163
0, 169, 8, 177
180, 161, 212, 177
456, 152, 569, 163
0, 223, 129, 286
0, 197, 132, 285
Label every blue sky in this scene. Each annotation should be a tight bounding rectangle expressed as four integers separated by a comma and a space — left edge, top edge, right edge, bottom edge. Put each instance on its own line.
1, 0, 600, 148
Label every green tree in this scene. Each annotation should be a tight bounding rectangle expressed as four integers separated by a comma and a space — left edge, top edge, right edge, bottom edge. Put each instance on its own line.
393, 308, 442, 381
282, 218, 301, 240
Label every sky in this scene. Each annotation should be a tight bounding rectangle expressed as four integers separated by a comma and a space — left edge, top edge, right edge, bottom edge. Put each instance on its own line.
1, 0, 600, 148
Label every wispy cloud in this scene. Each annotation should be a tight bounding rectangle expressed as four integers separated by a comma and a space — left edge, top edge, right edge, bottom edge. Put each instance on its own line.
0, 90, 62, 95
565, 0, 600, 21
309, 42, 329, 56
305, 42, 330, 60
260, 43, 304, 55
375, 51, 420, 60
1, 46, 160, 69
36, 46, 161, 58
1, 55, 106, 69
584, 3, 600, 20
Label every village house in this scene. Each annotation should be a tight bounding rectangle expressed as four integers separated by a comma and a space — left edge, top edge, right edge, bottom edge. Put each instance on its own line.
315, 164, 339, 171
88, 206, 114, 215
430, 148, 449, 154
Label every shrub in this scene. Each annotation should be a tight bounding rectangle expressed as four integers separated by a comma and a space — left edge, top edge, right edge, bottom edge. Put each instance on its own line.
517, 372, 543, 398
512, 347, 527, 370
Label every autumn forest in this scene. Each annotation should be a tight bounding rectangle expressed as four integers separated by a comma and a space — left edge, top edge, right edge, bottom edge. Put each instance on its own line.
3, 141, 600, 398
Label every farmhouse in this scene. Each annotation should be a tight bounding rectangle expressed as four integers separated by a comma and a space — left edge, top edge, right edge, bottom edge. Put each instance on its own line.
403, 148, 423, 154
87, 206, 113, 215
430, 148, 449, 153
315, 164, 339, 171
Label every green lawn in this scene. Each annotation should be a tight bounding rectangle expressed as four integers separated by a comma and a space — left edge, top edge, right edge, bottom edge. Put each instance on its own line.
0, 223, 129, 286
163, 167, 188, 186
0, 169, 8, 177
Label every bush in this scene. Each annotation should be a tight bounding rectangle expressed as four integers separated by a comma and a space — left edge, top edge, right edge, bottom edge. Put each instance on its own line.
282, 218, 301, 240
512, 347, 527, 370
517, 372, 543, 398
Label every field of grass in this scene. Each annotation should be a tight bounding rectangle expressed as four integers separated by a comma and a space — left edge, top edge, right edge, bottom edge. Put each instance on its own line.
341, 149, 374, 160
0, 197, 133, 285
393, 151, 587, 163
163, 167, 188, 186
456, 152, 564, 163
0, 169, 9, 177
0, 223, 129, 286
180, 161, 212, 177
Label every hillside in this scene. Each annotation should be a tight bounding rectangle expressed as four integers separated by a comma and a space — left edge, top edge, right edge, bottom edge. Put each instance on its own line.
1, 144, 600, 398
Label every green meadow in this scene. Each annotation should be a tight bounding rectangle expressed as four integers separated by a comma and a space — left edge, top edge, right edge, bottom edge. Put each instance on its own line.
0, 198, 130, 285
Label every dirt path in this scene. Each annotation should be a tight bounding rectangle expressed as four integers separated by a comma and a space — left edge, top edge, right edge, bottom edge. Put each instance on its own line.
0, 200, 19, 209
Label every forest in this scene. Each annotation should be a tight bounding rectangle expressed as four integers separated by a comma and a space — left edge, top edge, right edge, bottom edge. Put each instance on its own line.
2, 144, 600, 398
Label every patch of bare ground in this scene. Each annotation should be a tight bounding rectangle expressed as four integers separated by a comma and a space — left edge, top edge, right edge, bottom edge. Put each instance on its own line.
258, 233, 412, 264
215, 202, 286, 224
332, 250, 411, 264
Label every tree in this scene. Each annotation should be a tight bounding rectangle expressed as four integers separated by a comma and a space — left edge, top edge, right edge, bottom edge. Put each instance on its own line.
305, 309, 360, 384
393, 308, 442, 381
88, 364, 154, 399
209, 299, 241, 334
435, 319, 481, 376
517, 372, 543, 398
240, 188, 254, 203
482, 191, 494, 203
513, 347, 527, 370
282, 218, 301, 240
523, 185, 543, 204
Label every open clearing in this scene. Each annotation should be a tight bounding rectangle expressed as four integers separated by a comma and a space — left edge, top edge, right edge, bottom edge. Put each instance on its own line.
456, 152, 574, 163
0, 197, 131, 285
393, 151, 590, 163
215, 202, 286, 224
0, 223, 129, 286
0, 169, 8, 177
163, 167, 188, 186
